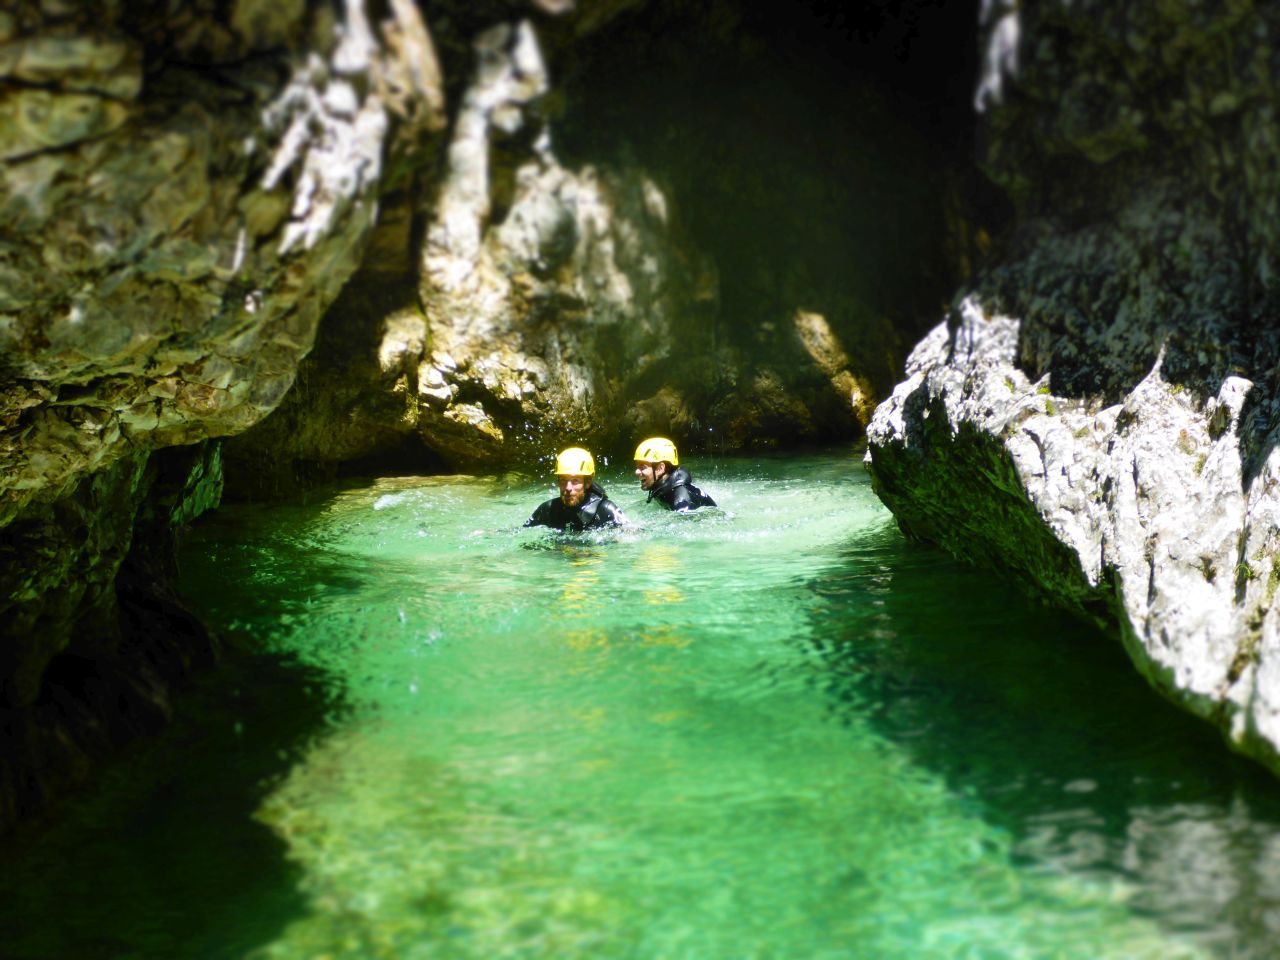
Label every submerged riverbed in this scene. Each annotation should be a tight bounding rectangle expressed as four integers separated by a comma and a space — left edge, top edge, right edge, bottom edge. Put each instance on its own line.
3, 448, 1280, 958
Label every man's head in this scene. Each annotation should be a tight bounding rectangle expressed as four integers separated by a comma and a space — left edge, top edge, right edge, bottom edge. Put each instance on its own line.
634, 437, 678, 491
555, 447, 595, 508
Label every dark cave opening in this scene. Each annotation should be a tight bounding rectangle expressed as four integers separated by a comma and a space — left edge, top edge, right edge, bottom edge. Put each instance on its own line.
302, 0, 1000, 478
553, 0, 992, 392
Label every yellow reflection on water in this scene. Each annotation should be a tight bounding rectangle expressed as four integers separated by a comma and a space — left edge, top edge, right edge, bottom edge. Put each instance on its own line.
642, 585, 684, 607
634, 543, 679, 575
639, 625, 690, 649
564, 628, 608, 652
636, 544, 686, 612
559, 556, 602, 612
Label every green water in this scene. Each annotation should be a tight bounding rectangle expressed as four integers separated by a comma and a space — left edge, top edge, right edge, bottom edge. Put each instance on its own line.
3, 449, 1280, 959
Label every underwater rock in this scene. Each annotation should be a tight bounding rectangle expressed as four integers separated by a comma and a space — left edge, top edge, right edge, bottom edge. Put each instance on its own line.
868, 0, 1280, 774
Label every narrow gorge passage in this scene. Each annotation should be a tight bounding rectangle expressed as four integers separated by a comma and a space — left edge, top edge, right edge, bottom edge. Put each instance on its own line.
6, 1, 1280, 957
0, 0, 980, 832
2, 452, 1278, 959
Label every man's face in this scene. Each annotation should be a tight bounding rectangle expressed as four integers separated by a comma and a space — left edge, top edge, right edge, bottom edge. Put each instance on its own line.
635, 461, 666, 491
558, 474, 588, 507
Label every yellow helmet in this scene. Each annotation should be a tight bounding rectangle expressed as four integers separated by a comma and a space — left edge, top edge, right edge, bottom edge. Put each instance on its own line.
554, 446, 595, 476
634, 436, 678, 466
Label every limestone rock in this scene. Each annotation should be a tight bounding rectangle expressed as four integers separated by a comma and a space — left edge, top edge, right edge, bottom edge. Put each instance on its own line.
868, 1, 1280, 774
416, 21, 653, 464
225, 6, 945, 487
226, 16, 718, 483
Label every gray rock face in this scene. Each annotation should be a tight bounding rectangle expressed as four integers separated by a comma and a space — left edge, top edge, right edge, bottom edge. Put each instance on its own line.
223, 16, 719, 483
868, 1, 1280, 773
868, 301, 1280, 768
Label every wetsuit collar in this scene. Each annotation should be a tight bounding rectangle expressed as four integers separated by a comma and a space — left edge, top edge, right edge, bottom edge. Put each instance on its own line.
646, 465, 688, 502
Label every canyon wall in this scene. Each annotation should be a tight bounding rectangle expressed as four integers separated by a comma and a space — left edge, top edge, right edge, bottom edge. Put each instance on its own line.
221, 1, 966, 490
867, 0, 1280, 773
0, 0, 441, 823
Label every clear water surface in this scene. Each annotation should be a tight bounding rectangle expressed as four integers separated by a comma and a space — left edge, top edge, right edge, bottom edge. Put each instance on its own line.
2, 448, 1280, 959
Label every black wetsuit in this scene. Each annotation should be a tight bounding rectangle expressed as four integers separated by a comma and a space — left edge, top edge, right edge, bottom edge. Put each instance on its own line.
524, 482, 627, 531
647, 465, 716, 511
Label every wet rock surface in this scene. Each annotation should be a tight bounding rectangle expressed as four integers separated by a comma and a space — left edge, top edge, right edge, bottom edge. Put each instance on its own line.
0, 0, 441, 827
868, 1, 1280, 772
0, 442, 222, 827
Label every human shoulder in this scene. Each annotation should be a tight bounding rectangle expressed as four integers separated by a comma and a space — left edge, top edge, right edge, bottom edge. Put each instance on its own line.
596, 497, 627, 526
670, 467, 716, 511
525, 497, 562, 527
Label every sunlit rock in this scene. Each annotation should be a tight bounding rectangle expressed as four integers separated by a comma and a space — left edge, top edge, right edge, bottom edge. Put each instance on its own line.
870, 297, 1280, 770
226, 15, 713, 481
868, 0, 1280, 774
0, 1, 440, 526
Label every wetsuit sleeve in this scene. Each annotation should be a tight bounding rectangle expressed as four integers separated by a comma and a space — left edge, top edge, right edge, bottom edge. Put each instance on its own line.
524, 501, 552, 528
598, 499, 627, 527
670, 484, 697, 512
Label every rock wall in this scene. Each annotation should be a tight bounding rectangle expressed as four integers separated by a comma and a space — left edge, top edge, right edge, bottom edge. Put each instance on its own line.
0, 441, 223, 826
867, 1, 1280, 773
0, 0, 444, 827
0, 0, 445, 526
223, 18, 721, 486
222, 1, 971, 489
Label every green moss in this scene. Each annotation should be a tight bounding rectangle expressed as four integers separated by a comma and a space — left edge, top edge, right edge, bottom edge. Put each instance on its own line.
1044, 398, 1056, 416
1227, 629, 1262, 684
1267, 561, 1280, 605
1236, 561, 1259, 595
1199, 556, 1216, 583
